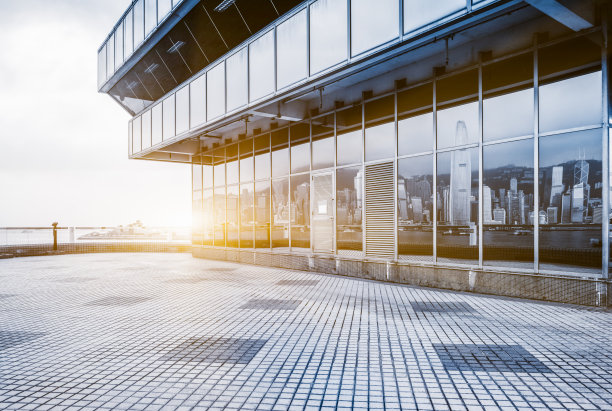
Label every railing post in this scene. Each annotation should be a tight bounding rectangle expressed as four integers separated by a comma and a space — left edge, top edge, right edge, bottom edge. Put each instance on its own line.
51, 222, 58, 251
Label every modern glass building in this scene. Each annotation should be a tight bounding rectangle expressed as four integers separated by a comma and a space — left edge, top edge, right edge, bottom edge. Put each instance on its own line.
99, 0, 611, 306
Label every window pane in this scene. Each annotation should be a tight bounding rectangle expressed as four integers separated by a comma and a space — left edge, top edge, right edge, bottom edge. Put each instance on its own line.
145, 0, 156, 36
272, 178, 290, 248
255, 181, 271, 248
483, 53, 533, 92
226, 48, 248, 111
106, 37, 114, 78
312, 114, 334, 169
310, 0, 348, 74
365, 122, 395, 162
404, 0, 465, 33
398, 155, 433, 261
483, 139, 534, 268
134, 0, 144, 46
398, 112, 433, 155
240, 183, 254, 248
484, 88, 534, 142
214, 163, 225, 187
163, 94, 175, 140
214, 187, 225, 246
255, 152, 271, 180
272, 148, 290, 177
203, 189, 214, 245
277, 9, 307, 89
190, 73, 206, 128
351, 0, 398, 56
539, 71, 602, 133
337, 166, 363, 254
203, 164, 213, 189
132, 116, 142, 153
291, 174, 310, 249
249, 31, 275, 101
192, 163, 203, 191
437, 101, 479, 149
291, 142, 310, 174
192, 190, 203, 245
115, 22, 124, 68
207, 63, 225, 120
124, 11, 133, 58
152, 103, 162, 145
227, 160, 239, 185
226, 185, 239, 247
337, 105, 362, 165
240, 157, 254, 183
98, 45, 107, 87
176, 86, 189, 135
436, 147, 479, 264
141, 110, 152, 149
539, 129, 602, 275
158, 0, 172, 21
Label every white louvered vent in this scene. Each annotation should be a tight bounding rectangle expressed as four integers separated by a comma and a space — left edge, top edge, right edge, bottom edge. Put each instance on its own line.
365, 162, 395, 259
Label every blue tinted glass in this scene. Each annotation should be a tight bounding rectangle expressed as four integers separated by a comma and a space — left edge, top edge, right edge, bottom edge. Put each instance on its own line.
226, 48, 248, 111
277, 10, 307, 89
207, 63, 225, 120
404, 0, 465, 33
351, 0, 399, 56
249, 31, 275, 101
309, 0, 347, 74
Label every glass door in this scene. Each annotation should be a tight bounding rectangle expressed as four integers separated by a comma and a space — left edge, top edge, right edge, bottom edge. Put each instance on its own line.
311, 172, 334, 253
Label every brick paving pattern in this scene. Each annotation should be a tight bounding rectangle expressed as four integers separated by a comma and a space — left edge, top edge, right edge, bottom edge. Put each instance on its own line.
0, 253, 611, 410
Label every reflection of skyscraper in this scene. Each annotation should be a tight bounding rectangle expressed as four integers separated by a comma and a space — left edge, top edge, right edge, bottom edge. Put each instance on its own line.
411, 198, 423, 223
571, 183, 585, 223
549, 166, 564, 207
493, 208, 506, 224
354, 170, 363, 203
510, 178, 517, 194
483, 185, 493, 224
574, 159, 589, 186
449, 121, 471, 225
561, 192, 571, 223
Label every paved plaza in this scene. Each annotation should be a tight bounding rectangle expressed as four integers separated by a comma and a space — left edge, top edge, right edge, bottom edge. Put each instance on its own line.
0, 253, 611, 410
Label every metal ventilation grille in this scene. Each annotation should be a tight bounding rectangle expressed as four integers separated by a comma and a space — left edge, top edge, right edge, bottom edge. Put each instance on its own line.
365, 162, 395, 259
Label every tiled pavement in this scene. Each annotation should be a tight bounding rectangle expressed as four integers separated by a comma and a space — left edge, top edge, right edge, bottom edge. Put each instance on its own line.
0, 253, 611, 410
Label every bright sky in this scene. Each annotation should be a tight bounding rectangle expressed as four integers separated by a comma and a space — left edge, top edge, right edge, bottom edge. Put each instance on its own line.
0, 0, 191, 228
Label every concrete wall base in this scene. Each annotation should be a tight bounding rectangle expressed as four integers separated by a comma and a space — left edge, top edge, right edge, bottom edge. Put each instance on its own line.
193, 246, 610, 307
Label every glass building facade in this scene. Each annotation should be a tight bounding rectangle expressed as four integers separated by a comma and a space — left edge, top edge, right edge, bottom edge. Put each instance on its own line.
190, 32, 607, 278
99, 0, 611, 292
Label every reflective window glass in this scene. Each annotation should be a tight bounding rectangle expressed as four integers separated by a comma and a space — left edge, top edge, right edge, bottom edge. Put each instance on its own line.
436, 147, 479, 264
240, 183, 254, 248
192, 191, 203, 245
158, 0, 172, 21
351, 0, 399, 56
203, 189, 214, 245
277, 9, 307, 89
337, 166, 363, 254
249, 31, 275, 101
255, 152, 271, 180
134, 0, 144, 46
203, 164, 213, 189
437, 101, 479, 148
98, 45, 107, 86
106, 37, 114, 77
404, 0, 465, 33
483, 139, 534, 268
226, 185, 239, 247
539, 71, 602, 133
483, 88, 533, 142
124, 11, 133, 58
214, 162, 225, 187
227, 160, 239, 185
483, 53, 533, 91
538, 36, 601, 78
145, 0, 157, 35
132, 116, 142, 153
207, 63, 225, 120
272, 128, 289, 177
213, 187, 225, 246
240, 157, 254, 183
141, 110, 152, 149
539, 128, 602, 274
290, 122, 310, 174
272, 178, 290, 248
310, 0, 348, 74
398, 155, 433, 261
190, 73, 206, 128
437, 69, 478, 103
152, 103, 162, 145
163, 94, 175, 140
192, 163, 203, 191
175, 86, 189, 135
398, 112, 433, 155
365, 122, 395, 162
291, 174, 310, 249
115, 22, 124, 68
337, 105, 362, 165
226, 48, 248, 111
312, 114, 334, 169
255, 181, 271, 248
